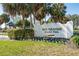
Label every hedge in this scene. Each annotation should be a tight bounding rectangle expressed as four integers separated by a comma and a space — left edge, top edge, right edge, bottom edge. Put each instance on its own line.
8, 29, 34, 40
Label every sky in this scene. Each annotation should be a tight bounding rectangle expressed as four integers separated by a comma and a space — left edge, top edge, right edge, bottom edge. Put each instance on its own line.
0, 4, 3, 15
65, 3, 79, 15
0, 3, 79, 15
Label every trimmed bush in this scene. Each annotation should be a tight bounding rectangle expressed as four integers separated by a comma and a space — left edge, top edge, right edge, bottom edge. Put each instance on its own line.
14, 29, 24, 40
8, 29, 23, 40
72, 35, 79, 48
8, 29, 34, 40
24, 29, 34, 39
8, 29, 15, 39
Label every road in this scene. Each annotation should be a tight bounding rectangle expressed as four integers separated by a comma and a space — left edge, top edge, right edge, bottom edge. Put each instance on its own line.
0, 35, 9, 40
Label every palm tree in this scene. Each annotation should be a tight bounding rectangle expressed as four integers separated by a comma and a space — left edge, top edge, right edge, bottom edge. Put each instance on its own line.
32, 3, 46, 24
45, 3, 52, 22
16, 3, 30, 29
28, 4, 33, 29
2, 3, 30, 29
2, 3, 16, 16
2, 4, 17, 29
49, 3, 67, 23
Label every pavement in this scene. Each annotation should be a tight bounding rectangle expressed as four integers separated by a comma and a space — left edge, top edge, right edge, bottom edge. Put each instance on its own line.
0, 35, 10, 40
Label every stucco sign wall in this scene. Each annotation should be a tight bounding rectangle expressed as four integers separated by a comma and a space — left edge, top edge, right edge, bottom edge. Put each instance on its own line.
34, 21, 73, 39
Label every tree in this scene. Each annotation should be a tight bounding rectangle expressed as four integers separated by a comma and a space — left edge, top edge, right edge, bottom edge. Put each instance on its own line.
28, 4, 34, 28
2, 3, 30, 29
0, 14, 10, 23
32, 3, 46, 24
2, 4, 16, 16
69, 14, 79, 28
16, 4, 30, 29
66, 14, 79, 29
49, 3, 67, 23
2, 3, 68, 26
0, 16, 4, 25
0, 14, 10, 29
16, 20, 30, 28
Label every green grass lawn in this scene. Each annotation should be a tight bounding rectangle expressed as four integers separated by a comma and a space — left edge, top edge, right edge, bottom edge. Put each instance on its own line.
0, 40, 79, 56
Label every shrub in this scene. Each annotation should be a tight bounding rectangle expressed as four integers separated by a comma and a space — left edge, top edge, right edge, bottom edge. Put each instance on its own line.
74, 30, 79, 35
8, 29, 34, 40
72, 35, 79, 48
8, 29, 24, 40
24, 29, 34, 40
14, 29, 24, 40
8, 29, 15, 39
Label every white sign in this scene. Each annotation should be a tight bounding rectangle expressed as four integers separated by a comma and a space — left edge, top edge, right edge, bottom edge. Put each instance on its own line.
34, 21, 73, 39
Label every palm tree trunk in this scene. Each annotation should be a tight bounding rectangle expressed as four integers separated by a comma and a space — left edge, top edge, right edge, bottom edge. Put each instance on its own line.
45, 15, 46, 23
22, 16, 25, 29
5, 22, 7, 30
30, 14, 32, 29
45, 4, 46, 23
34, 13, 36, 24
